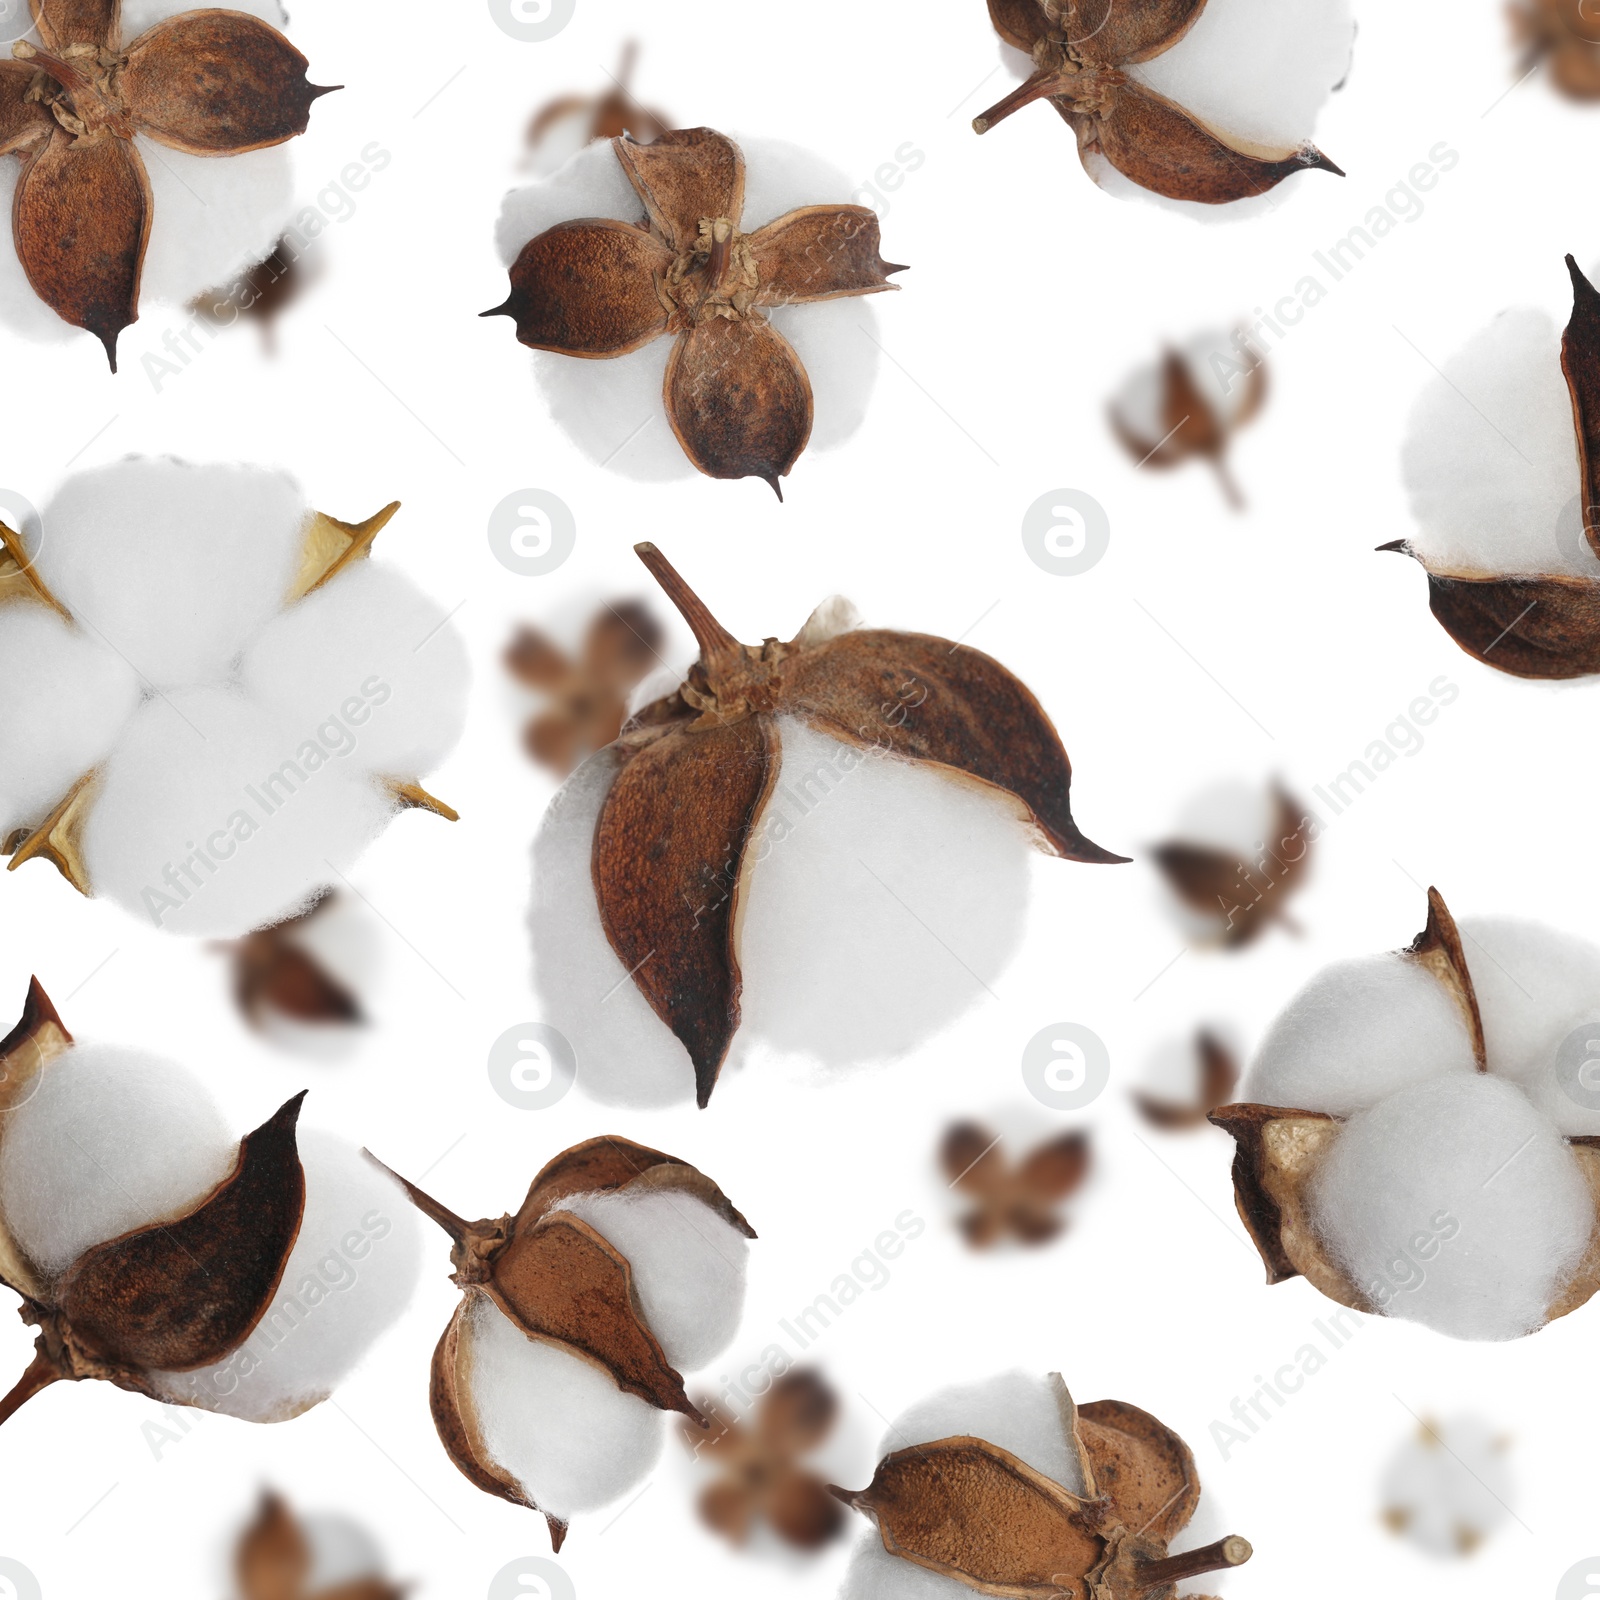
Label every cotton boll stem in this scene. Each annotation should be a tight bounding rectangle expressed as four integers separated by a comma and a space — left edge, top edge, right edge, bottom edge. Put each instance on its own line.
973, 71, 1060, 134
633, 542, 742, 675
0, 1349, 61, 1429
1135, 1537, 1252, 1588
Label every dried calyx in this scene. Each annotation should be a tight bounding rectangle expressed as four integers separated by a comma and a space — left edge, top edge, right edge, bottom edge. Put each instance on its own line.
941, 1122, 1091, 1247
525, 41, 667, 164
0, 981, 308, 1428
833, 1373, 1251, 1598
1385, 256, 1600, 678
367, 1136, 755, 1551
486, 127, 906, 496
1134, 1029, 1239, 1129
976, 0, 1343, 203
217, 890, 364, 1034
236, 1491, 404, 1600
0, 0, 336, 367
590, 543, 1125, 1107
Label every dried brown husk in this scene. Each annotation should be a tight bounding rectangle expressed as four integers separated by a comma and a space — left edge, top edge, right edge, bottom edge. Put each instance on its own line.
236, 1490, 407, 1600
217, 890, 364, 1033
0, 501, 455, 897
1151, 782, 1313, 948
506, 600, 664, 775
189, 234, 321, 355
0, 981, 308, 1426
1210, 887, 1600, 1323
832, 1372, 1250, 1598
589, 545, 1126, 1106
1510, 0, 1600, 98
1385, 256, 1600, 678
1133, 1028, 1239, 1129
485, 126, 906, 496
696, 1367, 845, 1550
3, 0, 337, 367
524, 41, 667, 162
1109, 335, 1266, 507
974, 0, 1343, 204
941, 1122, 1091, 1247
368, 1134, 756, 1550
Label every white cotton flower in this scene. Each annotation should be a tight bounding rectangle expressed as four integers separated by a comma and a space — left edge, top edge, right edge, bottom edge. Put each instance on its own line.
0, 457, 468, 937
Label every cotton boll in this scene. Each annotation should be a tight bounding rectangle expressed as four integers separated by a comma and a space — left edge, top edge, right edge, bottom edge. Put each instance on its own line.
1245, 954, 1478, 1117
460, 1294, 663, 1519
1309, 1075, 1594, 1340
1127, 0, 1354, 153
0, 604, 141, 833
82, 688, 395, 937
0, 1044, 235, 1279
298, 1513, 385, 1590
241, 562, 470, 778
530, 748, 696, 1107
553, 1189, 748, 1371
738, 718, 1032, 1066
1402, 310, 1588, 578
1380, 1415, 1513, 1557
496, 136, 880, 480
152, 1131, 424, 1421
31, 460, 308, 689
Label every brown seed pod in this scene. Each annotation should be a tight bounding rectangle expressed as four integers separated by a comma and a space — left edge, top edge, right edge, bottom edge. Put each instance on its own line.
974, 0, 1344, 204
484, 127, 906, 496
236, 1490, 407, 1600
1151, 782, 1314, 948
0, 980, 308, 1427
366, 1135, 756, 1551
1109, 331, 1267, 508
2, 1, 337, 368
1384, 255, 1600, 679
1210, 888, 1600, 1327
189, 235, 322, 355
524, 41, 668, 170
1509, 0, 1600, 99
695, 1368, 846, 1551
506, 599, 665, 776
581, 543, 1125, 1107
1133, 1028, 1240, 1129
215, 890, 365, 1035
941, 1122, 1092, 1247
832, 1373, 1251, 1598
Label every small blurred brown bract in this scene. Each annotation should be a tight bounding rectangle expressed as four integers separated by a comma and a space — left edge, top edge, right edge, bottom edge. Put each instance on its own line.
1134, 1029, 1239, 1130
1109, 331, 1266, 509
941, 1122, 1091, 1249
525, 42, 668, 171
217, 890, 364, 1034
236, 1490, 405, 1600
1510, 0, 1600, 98
696, 1369, 846, 1551
506, 600, 664, 776
1152, 783, 1313, 950
190, 237, 324, 354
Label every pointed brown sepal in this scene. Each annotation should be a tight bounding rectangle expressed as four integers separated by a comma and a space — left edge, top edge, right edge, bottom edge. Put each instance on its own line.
290, 501, 402, 600
749, 206, 906, 307
0, 60, 52, 159
782, 630, 1127, 863
1561, 253, 1600, 564
1403, 887, 1487, 1071
512, 1135, 757, 1237
235, 1489, 312, 1600
120, 10, 336, 154
594, 715, 779, 1104
5, 769, 98, 894
13, 124, 152, 369
0, 516, 71, 619
613, 127, 745, 253
835, 1435, 1110, 1597
54, 1092, 307, 1371
29, 0, 119, 49
489, 219, 672, 357
1076, 1400, 1199, 1542
384, 780, 459, 822
486, 1210, 705, 1422
663, 315, 814, 495
1089, 80, 1342, 205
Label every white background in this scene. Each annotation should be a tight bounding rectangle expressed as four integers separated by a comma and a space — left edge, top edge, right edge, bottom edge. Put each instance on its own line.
2, 1, 1599, 1597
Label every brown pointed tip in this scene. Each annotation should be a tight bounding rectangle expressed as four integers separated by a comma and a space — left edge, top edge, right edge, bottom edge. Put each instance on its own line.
99, 330, 120, 372
1375, 538, 1412, 555
480, 298, 515, 320
884, 262, 910, 276
309, 83, 343, 100
546, 1514, 569, 1553
763, 474, 785, 502
1568, 253, 1598, 298
1307, 147, 1345, 177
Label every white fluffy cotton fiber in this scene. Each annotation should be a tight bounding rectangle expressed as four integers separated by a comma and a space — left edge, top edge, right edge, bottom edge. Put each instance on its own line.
530, 717, 1034, 1105
1309, 1075, 1593, 1341
494, 136, 882, 480
0, 1043, 237, 1278
1, 458, 468, 937
152, 1130, 424, 1421
0, 0, 295, 346
1245, 954, 1479, 1117
1401, 310, 1589, 578
459, 1294, 664, 1520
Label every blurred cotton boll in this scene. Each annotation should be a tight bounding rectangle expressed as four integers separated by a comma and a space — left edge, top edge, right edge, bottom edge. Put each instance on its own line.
1380, 1415, 1514, 1557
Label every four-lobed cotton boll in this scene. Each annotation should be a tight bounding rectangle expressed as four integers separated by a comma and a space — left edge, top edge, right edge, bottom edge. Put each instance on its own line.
531, 718, 1034, 1106
1380, 1415, 1514, 1557
494, 136, 881, 480
2, 457, 469, 937
1400, 309, 1587, 579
